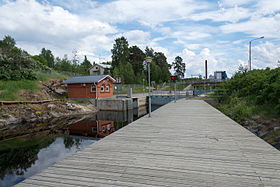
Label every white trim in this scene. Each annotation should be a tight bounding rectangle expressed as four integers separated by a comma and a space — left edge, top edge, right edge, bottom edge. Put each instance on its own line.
98, 75, 116, 83
90, 84, 96, 92
106, 84, 110, 92
101, 84, 105, 92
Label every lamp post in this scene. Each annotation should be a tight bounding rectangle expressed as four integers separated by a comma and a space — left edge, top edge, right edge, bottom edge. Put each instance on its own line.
145, 56, 152, 117
142, 78, 145, 96
249, 36, 264, 71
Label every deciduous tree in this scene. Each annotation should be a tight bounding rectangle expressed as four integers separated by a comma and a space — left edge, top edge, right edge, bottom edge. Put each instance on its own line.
39, 48, 54, 68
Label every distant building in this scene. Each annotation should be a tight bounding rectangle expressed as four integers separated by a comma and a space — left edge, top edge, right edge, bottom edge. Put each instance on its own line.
209, 74, 214, 79
89, 64, 111, 76
62, 75, 116, 98
214, 71, 227, 80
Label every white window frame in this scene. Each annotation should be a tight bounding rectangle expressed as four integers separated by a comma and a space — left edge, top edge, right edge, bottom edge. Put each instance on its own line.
107, 124, 111, 131
102, 125, 106, 133
106, 84, 110, 92
101, 84, 105, 92
90, 84, 96, 92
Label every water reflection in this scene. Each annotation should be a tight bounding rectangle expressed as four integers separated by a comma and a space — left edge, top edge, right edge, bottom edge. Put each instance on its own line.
0, 136, 95, 187
69, 120, 114, 138
0, 105, 161, 186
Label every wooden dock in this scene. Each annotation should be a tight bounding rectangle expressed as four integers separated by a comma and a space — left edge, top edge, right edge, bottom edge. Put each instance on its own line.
17, 100, 280, 186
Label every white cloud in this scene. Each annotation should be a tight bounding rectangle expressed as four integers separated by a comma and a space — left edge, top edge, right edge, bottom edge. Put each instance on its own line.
119, 30, 150, 46
221, 14, 280, 39
89, 0, 211, 26
175, 48, 217, 77
172, 47, 242, 78
153, 46, 169, 56
191, 5, 251, 23
0, 0, 279, 74
255, 0, 280, 15
0, 0, 117, 59
218, 0, 256, 7
252, 42, 280, 69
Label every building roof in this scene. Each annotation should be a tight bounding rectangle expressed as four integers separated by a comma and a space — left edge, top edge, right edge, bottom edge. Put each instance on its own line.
62, 75, 116, 84
90, 63, 111, 70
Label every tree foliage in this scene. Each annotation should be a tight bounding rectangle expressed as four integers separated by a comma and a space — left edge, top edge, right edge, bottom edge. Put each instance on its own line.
173, 56, 186, 78
79, 56, 92, 75
39, 48, 54, 68
54, 55, 72, 73
111, 36, 129, 70
129, 45, 145, 75
0, 36, 38, 80
0, 35, 171, 84
217, 67, 280, 114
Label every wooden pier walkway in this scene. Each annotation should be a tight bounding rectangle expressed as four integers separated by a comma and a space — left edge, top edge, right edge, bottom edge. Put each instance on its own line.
17, 100, 280, 186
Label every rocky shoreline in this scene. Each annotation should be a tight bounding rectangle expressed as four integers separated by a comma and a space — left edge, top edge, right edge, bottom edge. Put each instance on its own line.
0, 101, 97, 140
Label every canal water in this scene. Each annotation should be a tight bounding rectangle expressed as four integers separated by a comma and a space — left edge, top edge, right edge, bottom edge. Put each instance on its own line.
0, 105, 160, 187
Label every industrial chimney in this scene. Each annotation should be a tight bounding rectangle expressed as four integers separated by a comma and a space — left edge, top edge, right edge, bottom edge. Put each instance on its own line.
205, 60, 207, 80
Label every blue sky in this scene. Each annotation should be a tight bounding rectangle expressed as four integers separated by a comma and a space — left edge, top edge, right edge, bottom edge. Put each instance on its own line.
0, 0, 280, 77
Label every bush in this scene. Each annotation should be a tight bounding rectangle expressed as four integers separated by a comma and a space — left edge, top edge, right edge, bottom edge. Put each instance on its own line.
217, 67, 280, 115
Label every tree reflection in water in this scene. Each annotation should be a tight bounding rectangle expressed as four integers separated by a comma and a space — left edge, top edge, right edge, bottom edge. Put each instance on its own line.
63, 136, 81, 150
0, 135, 95, 187
0, 137, 55, 179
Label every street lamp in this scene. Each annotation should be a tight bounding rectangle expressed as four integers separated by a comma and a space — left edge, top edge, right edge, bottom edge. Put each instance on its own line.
142, 78, 145, 95
249, 36, 264, 71
145, 56, 152, 117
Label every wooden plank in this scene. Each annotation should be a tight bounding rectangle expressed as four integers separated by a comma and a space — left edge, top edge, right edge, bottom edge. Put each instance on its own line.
0, 99, 58, 105
16, 100, 280, 186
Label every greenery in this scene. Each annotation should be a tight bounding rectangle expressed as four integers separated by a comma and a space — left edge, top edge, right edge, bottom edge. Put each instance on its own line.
113, 85, 148, 94
265, 128, 280, 144
214, 67, 280, 122
0, 135, 56, 179
0, 35, 181, 90
40, 48, 55, 68
0, 80, 39, 101
173, 56, 186, 78
0, 72, 68, 101
111, 37, 171, 84
0, 36, 38, 80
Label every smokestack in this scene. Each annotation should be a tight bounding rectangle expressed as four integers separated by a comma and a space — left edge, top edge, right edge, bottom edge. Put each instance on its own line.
205, 60, 207, 79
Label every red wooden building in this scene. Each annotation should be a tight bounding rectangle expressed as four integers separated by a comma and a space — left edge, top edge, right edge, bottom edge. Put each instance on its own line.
63, 75, 116, 98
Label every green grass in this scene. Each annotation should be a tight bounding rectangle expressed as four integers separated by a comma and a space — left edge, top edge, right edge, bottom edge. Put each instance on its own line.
216, 97, 279, 124
0, 71, 69, 101
216, 97, 254, 123
70, 99, 86, 104
0, 80, 39, 101
113, 86, 148, 94
252, 104, 280, 120
36, 71, 68, 81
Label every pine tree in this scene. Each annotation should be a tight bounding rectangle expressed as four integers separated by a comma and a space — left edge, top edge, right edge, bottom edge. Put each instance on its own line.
172, 56, 185, 78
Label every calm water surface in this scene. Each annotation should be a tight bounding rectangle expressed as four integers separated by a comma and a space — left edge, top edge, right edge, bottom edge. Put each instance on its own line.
0, 105, 160, 186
